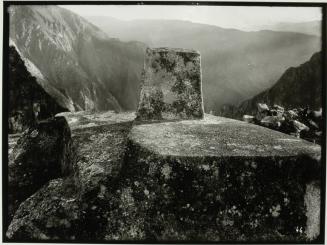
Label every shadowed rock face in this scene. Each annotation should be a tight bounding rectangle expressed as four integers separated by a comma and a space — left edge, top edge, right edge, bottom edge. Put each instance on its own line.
136, 48, 204, 121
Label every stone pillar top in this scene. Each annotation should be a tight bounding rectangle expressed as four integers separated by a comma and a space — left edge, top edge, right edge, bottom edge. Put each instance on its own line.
136, 47, 204, 121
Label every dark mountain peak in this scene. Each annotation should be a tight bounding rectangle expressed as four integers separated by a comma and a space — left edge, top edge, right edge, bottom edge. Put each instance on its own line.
238, 51, 322, 116
309, 51, 321, 62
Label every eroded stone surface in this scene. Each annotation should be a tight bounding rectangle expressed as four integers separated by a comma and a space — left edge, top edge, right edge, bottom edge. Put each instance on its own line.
136, 48, 204, 121
129, 114, 321, 158
123, 114, 321, 241
7, 112, 322, 242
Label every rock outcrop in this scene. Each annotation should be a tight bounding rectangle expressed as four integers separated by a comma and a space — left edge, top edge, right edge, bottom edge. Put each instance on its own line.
8, 46, 68, 133
136, 48, 204, 121
8, 116, 73, 222
6, 178, 81, 241
7, 111, 135, 241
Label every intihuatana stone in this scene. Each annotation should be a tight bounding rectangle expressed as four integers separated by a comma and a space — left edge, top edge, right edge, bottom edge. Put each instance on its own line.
136, 47, 204, 121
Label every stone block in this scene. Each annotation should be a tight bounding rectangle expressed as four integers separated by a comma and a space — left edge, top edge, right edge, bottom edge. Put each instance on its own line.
136, 47, 204, 121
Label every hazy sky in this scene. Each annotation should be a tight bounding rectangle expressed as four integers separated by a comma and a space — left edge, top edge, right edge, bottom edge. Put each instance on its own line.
61, 5, 322, 31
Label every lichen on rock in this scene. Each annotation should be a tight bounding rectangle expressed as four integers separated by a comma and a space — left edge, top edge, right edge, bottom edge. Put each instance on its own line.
136, 47, 204, 121
121, 115, 321, 241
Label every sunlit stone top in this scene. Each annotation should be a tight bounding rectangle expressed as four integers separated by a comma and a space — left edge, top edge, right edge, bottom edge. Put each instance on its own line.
136, 47, 204, 121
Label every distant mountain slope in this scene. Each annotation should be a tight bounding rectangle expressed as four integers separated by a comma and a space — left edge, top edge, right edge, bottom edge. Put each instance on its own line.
9, 5, 146, 111
258, 21, 321, 36
87, 17, 320, 112
10, 39, 76, 112
238, 52, 322, 116
8, 45, 68, 133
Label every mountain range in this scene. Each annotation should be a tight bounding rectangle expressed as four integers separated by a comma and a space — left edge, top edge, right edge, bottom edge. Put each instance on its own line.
256, 20, 321, 37
9, 5, 145, 112
86, 16, 321, 112
238, 52, 322, 116
8, 6, 321, 114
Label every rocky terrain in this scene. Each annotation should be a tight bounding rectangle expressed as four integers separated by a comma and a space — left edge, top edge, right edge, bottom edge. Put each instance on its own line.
87, 16, 320, 112
217, 52, 323, 144
5, 46, 322, 243
8, 116, 73, 222
8, 45, 68, 133
5, 5, 323, 242
242, 103, 322, 145
6, 111, 135, 240
9, 5, 145, 111
6, 111, 321, 242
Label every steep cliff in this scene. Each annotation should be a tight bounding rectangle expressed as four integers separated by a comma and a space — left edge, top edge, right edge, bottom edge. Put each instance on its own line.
9, 5, 145, 111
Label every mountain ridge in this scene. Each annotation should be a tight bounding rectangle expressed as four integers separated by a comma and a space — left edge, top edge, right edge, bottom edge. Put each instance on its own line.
87, 16, 320, 112
9, 5, 146, 112
9, 6, 321, 113
238, 52, 322, 116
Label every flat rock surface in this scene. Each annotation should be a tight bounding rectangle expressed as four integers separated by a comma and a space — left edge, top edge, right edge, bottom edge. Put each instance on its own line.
129, 114, 321, 158
57, 111, 135, 131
